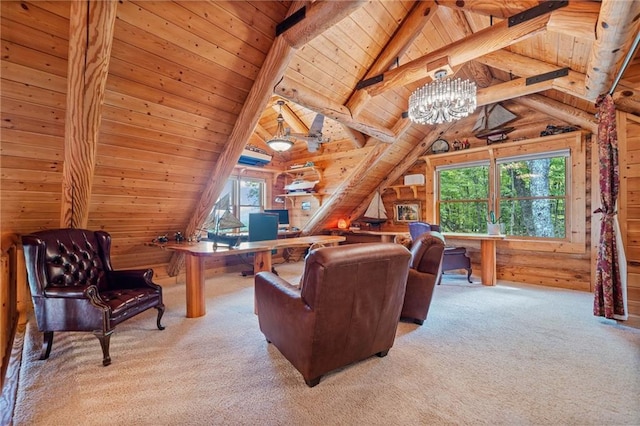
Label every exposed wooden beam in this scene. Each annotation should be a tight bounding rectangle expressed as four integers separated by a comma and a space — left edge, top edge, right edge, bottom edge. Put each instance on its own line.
435, 0, 537, 19
254, 123, 272, 142
546, 1, 598, 41
346, 1, 438, 117
341, 125, 367, 149
514, 94, 598, 134
584, 0, 640, 100
361, 8, 553, 97
60, 0, 117, 228
477, 50, 588, 101
272, 101, 308, 134
476, 77, 553, 106
274, 76, 397, 143
437, 1, 598, 40
612, 85, 640, 116
463, 61, 494, 89
281, 0, 367, 49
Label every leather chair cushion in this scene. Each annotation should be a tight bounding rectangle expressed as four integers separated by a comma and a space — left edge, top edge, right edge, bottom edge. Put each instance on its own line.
101, 288, 162, 324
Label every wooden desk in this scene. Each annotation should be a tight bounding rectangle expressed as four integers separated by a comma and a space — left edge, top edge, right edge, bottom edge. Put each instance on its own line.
443, 233, 505, 286
328, 229, 408, 243
157, 235, 345, 318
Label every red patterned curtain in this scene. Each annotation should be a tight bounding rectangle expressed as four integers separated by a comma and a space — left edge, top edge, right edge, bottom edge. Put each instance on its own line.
593, 94, 625, 319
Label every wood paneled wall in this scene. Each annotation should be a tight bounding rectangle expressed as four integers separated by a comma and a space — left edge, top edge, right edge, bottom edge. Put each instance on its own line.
620, 112, 640, 327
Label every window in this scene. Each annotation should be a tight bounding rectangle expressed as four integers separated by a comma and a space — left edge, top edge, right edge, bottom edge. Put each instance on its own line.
437, 153, 569, 237
497, 151, 568, 238
428, 133, 585, 252
437, 162, 489, 233
212, 177, 265, 232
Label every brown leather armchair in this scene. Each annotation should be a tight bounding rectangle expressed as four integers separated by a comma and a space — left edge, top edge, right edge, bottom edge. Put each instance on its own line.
255, 242, 411, 387
400, 232, 445, 325
22, 228, 165, 366
408, 221, 472, 284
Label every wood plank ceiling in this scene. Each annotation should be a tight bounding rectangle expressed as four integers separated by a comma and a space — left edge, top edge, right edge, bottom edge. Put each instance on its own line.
2, 1, 640, 273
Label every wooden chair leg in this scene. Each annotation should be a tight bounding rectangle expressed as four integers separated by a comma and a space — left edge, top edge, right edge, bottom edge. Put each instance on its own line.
39, 331, 54, 360
156, 304, 166, 330
94, 330, 113, 366
466, 268, 473, 283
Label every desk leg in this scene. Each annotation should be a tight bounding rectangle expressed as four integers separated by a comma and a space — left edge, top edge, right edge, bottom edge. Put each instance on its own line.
185, 254, 206, 318
254, 251, 272, 273
253, 251, 272, 316
480, 240, 497, 286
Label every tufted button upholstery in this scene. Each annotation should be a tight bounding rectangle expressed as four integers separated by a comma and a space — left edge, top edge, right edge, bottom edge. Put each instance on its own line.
22, 228, 165, 366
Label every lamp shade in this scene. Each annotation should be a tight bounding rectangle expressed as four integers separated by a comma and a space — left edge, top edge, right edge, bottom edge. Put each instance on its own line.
267, 100, 295, 152
267, 138, 294, 152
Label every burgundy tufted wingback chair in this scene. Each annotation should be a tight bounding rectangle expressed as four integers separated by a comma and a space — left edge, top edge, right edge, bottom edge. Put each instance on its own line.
255, 243, 411, 387
400, 232, 445, 325
21, 228, 165, 366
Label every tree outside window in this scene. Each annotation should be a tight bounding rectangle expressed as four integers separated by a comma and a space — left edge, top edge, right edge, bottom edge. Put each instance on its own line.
437, 152, 568, 237
498, 153, 567, 238
438, 164, 489, 233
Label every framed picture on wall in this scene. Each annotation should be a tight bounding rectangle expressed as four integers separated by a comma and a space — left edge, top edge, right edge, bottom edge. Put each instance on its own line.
394, 201, 421, 223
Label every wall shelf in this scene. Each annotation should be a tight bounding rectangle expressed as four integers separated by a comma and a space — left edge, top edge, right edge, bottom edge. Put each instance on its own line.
279, 165, 323, 182
387, 184, 424, 199
276, 192, 324, 206
277, 166, 324, 206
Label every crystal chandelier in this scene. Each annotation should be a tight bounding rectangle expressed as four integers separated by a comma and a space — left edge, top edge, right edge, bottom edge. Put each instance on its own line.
408, 70, 477, 125
266, 100, 295, 152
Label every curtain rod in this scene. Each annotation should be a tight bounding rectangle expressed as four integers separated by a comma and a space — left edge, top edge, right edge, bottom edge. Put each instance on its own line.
609, 30, 640, 96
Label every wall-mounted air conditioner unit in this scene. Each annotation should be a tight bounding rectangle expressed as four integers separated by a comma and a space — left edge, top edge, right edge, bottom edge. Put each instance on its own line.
238, 148, 272, 166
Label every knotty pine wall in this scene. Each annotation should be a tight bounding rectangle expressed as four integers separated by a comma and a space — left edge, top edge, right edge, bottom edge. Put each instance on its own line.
619, 112, 640, 327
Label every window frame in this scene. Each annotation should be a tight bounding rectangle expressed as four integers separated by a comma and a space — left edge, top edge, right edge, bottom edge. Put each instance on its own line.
214, 176, 267, 232
424, 132, 587, 254
496, 149, 570, 239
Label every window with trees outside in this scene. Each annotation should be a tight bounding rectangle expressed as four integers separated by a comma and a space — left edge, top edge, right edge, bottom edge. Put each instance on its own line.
213, 177, 265, 231
497, 151, 568, 238
438, 162, 490, 233
437, 152, 568, 238
428, 132, 586, 252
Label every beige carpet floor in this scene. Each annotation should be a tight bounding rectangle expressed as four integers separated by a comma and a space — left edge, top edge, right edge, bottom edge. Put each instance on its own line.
12, 262, 640, 425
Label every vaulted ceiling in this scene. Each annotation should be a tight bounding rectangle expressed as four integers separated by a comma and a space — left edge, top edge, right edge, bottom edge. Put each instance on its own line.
2, 0, 640, 273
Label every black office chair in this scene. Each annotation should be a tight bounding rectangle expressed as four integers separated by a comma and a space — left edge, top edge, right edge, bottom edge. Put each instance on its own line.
241, 213, 279, 276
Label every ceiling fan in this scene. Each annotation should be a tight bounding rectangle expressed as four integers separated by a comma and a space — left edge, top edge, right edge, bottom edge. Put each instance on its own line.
285, 113, 330, 152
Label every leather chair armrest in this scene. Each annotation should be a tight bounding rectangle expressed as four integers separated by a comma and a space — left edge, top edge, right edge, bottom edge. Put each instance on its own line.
255, 272, 315, 348
255, 272, 305, 311
43, 285, 93, 298
84, 285, 110, 310
107, 269, 159, 290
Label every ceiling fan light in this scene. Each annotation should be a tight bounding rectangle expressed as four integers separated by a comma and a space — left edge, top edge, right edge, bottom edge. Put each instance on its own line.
266, 101, 295, 152
266, 138, 294, 152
